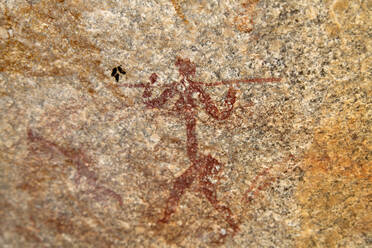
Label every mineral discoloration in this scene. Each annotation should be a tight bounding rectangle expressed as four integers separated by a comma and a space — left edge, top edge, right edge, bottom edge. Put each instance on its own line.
294, 1, 371, 246
1, 0, 370, 247
232, 0, 260, 33
0, 0, 132, 108
0, 1, 101, 88
170, 0, 189, 25
296, 81, 371, 247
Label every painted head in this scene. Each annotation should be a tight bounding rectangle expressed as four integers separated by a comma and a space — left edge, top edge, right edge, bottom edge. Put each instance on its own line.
175, 57, 196, 78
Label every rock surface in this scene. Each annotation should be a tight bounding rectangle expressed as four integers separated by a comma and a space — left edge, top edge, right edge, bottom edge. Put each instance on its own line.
0, 0, 370, 247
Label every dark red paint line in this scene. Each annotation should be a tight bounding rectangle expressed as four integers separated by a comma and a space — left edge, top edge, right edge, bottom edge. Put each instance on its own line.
119, 57, 280, 237
205, 77, 281, 87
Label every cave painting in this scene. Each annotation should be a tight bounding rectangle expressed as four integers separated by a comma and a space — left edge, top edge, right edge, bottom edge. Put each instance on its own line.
27, 129, 123, 206
120, 57, 280, 236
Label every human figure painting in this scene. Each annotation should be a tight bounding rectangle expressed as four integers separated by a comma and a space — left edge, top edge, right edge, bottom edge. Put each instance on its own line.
120, 57, 281, 239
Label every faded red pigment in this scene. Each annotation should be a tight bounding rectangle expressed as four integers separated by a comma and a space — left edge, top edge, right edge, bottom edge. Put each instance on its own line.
121, 57, 281, 235
242, 154, 297, 203
243, 167, 275, 203
27, 129, 123, 206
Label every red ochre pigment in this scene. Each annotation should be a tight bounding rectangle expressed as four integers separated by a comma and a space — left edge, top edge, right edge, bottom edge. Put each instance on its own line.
27, 129, 123, 206
121, 57, 281, 235
242, 154, 298, 204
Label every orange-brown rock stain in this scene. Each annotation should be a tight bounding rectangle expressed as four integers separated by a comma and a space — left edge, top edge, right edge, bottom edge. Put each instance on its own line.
232, 0, 260, 33
0, 0, 131, 108
296, 83, 371, 247
295, 2, 371, 245
170, 0, 189, 25
1, 1, 98, 86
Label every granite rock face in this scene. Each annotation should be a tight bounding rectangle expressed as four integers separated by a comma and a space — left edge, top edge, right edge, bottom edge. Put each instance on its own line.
0, 0, 370, 247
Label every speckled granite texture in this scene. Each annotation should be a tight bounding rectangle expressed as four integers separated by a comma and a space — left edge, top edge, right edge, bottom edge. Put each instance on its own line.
0, 0, 371, 247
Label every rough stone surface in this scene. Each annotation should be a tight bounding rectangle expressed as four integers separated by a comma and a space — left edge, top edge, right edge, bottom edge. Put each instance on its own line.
0, 0, 370, 247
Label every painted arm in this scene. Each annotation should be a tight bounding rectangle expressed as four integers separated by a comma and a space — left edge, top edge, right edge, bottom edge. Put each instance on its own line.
198, 86, 237, 120
120, 73, 175, 108
143, 73, 177, 108
144, 86, 175, 108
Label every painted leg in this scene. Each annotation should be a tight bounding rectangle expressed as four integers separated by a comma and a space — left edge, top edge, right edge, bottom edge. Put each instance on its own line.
159, 165, 196, 223
198, 155, 239, 232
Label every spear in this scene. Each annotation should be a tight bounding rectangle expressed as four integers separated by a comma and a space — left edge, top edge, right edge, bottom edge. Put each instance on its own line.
204, 77, 281, 86
118, 82, 150, 88
118, 77, 281, 88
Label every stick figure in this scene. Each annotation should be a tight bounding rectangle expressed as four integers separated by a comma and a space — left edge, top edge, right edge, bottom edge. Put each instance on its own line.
120, 57, 280, 235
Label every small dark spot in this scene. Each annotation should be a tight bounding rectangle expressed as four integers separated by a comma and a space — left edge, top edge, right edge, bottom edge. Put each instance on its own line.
118, 66, 126, 75
114, 74, 119, 82
88, 88, 95, 94
149, 73, 158, 84
111, 66, 126, 82
111, 67, 117, 77
143, 87, 152, 98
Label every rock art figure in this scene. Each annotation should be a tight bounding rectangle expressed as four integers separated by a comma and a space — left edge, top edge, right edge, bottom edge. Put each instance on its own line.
120, 57, 280, 236
27, 129, 123, 206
